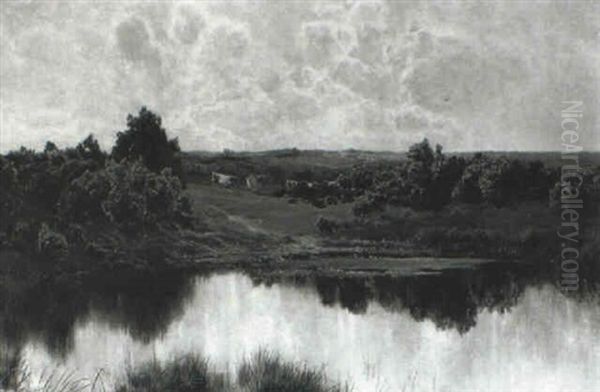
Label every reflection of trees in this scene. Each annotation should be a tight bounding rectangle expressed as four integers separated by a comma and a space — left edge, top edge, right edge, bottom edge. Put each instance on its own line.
251, 263, 538, 333
3, 262, 597, 361
88, 272, 196, 343
0, 272, 197, 358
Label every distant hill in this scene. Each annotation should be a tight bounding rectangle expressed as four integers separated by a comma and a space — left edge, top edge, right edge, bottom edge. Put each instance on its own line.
185, 149, 600, 171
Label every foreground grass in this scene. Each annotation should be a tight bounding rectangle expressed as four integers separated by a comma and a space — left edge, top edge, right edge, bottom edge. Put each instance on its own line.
115, 355, 228, 392
237, 351, 349, 392
115, 351, 348, 392
2, 351, 350, 392
1, 347, 105, 392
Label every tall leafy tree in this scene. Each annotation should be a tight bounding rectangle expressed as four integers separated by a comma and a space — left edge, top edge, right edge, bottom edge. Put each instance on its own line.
111, 107, 184, 181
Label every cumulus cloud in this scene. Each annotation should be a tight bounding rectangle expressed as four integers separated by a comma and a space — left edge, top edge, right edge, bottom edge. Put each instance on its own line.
0, 0, 598, 152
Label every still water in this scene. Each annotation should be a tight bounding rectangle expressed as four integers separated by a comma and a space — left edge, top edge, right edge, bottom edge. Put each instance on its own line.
5, 267, 600, 392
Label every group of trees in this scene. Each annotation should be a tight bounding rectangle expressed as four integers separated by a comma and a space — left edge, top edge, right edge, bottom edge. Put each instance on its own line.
290, 138, 598, 217
351, 139, 600, 217
0, 108, 190, 262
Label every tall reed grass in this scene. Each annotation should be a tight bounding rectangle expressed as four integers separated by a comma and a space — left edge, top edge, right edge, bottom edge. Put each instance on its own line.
3, 350, 350, 392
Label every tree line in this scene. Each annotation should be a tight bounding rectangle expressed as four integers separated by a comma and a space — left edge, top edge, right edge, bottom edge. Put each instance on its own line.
337, 139, 598, 217
0, 108, 189, 262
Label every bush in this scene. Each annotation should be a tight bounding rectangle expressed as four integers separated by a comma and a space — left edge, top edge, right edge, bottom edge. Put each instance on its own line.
9, 221, 37, 251
352, 196, 384, 218
101, 161, 148, 227
0, 114, 195, 263
100, 161, 191, 228
59, 160, 192, 230
60, 169, 110, 222
414, 227, 490, 256
315, 216, 339, 234
36, 223, 69, 261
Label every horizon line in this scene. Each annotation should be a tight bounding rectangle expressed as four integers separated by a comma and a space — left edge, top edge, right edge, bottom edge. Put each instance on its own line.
182, 148, 600, 154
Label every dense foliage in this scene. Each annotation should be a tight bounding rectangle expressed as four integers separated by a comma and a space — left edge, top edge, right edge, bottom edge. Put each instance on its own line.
280, 139, 599, 216
112, 107, 184, 182
0, 110, 192, 264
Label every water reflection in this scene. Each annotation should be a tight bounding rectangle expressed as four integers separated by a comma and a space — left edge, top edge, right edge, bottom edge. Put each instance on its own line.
246, 262, 536, 332
1, 272, 196, 357
2, 263, 599, 391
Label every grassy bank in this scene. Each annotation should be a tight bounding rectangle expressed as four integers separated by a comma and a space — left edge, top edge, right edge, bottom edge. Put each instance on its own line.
187, 182, 599, 268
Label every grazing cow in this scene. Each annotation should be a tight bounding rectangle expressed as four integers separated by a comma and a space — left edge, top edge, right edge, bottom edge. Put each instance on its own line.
285, 179, 299, 192
211, 172, 240, 187
246, 174, 261, 191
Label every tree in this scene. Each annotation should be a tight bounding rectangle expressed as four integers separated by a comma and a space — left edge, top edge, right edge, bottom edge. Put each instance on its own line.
406, 138, 435, 208
428, 156, 465, 210
452, 153, 486, 204
76, 134, 105, 164
44, 141, 58, 154
111, 107, 184, 181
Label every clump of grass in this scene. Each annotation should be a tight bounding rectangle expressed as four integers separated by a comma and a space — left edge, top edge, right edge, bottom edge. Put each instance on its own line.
115, 354, 229, 392
8, 351, 350, 392
35, 368, 91, 392
1, 346, 25, 390
2, 345, 106, 392
115, 351, 350, 392
237, 350, 349, 392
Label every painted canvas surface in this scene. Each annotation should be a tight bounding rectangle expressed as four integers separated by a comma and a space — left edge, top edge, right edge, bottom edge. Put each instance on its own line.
1, 1, 599, 391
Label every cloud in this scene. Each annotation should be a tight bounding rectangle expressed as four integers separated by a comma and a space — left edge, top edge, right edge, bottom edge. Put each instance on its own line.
0, 0, 598, 152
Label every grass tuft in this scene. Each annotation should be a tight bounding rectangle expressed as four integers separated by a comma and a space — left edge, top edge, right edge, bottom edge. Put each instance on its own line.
6, 351, 350, 392
115, 354, 229, 392
237, 350, 349, 392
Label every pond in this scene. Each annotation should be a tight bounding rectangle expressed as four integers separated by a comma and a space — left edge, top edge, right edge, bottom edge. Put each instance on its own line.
2, 263, 599, 391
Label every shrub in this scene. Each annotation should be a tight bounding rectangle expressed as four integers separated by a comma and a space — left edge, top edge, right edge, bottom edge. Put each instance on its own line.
99, 161, 192, 229
60, 169, 110, 222
315, 216, 339, 234
352, 196, 384, 218
36, 223, 69, 261
101, 161, 148, 227
9, 221, 37, 251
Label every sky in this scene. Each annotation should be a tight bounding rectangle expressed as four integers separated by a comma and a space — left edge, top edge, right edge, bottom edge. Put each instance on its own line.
1, 0, 599, 153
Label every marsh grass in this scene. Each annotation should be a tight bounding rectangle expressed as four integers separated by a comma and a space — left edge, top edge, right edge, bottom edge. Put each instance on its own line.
1, 348, 107, 392
3, 351, 349, 392
237, 350, 350, 392
115, 354, 229, 392
1, 347, 26, 391
115, 351, 349, 392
